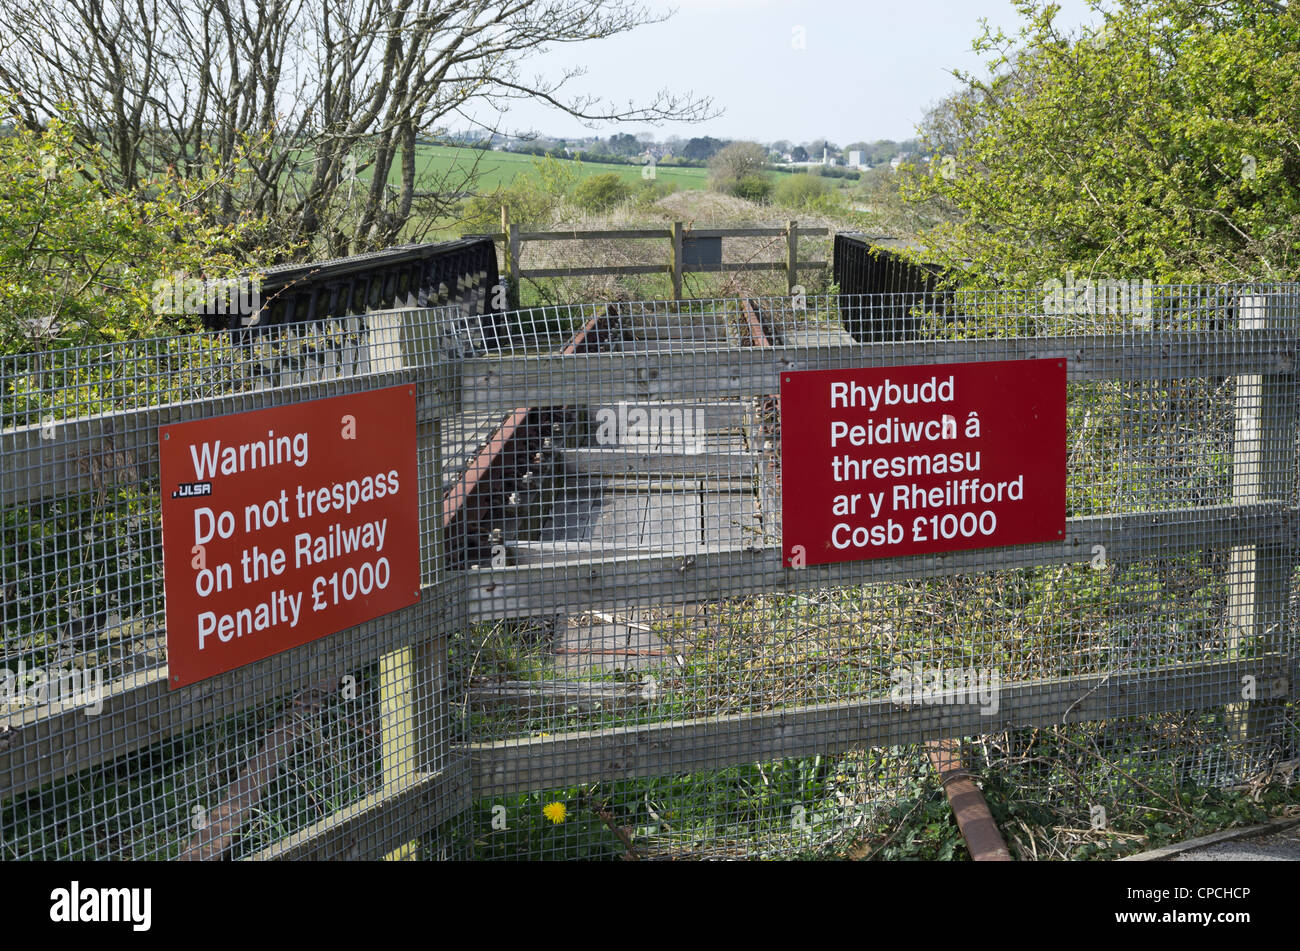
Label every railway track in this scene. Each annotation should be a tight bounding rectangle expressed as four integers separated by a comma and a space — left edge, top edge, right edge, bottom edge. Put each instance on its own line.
447, 300, 786, 679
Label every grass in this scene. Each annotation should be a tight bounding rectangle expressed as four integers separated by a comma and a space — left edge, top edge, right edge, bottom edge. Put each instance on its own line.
453, 724, 1300, 860
400, 145, 711, 194
401, 144, 855, 194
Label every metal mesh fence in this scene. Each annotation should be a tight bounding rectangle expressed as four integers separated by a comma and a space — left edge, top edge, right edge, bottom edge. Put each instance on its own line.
3, 286, 1298, 860
0, 314, 467, 859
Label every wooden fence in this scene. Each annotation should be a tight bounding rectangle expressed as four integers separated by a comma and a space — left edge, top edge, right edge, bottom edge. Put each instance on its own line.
471, 211, 829, 304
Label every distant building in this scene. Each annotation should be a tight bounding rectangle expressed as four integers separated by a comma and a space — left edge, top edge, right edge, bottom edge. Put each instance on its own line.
848, 150, 866, 168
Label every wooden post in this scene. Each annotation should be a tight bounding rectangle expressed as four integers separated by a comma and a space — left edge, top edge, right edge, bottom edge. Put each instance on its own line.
507, 222, 521, 310
1226, 291, 1296, 745
670, 221, 683, 301
786, 220, 799, 295
379, 645, 418, 860
378, 313, 456, 860
499, 204, 511, 309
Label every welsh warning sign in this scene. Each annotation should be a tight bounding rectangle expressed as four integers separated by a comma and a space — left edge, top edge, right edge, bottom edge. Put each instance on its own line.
159, 385, 420, 688
780, 359, 1066, 567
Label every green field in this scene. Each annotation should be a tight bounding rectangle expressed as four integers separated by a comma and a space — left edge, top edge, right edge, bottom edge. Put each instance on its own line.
400, 144, 857, 196
361, 143, 860, 240
407, 144, 711, 192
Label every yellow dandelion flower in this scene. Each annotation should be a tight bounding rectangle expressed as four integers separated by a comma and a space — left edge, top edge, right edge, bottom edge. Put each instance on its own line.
542, 801, 568, 824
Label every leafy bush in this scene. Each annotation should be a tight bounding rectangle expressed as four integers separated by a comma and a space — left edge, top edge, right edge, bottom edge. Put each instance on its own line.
573, 173, 633, 212
730, 174, 772, 203
459, 155, 586, 231
460, 179, 559, 233
0, 103, 278, 356
631, 178, 679, 208
813, 166, 860, 180
773, 173, 831, 208
532, 154, 581, 199
902, 0, 1300, 284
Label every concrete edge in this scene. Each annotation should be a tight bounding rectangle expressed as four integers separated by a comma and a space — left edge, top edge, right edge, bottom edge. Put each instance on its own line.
1118, 816, 1300, 861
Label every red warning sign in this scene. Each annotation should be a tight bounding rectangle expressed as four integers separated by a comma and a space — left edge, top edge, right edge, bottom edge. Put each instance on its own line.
780, 359, 1066, 567
159, 385, 421, 688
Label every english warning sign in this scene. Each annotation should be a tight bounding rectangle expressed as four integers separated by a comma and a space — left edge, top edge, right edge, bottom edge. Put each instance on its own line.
780, 359, 1065, 567
159, 385, 420, 688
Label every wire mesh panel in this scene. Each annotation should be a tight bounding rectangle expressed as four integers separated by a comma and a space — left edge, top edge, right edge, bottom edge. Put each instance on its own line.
0, 309, 468, 859
449, 288, 1299, 859
2, 286, 1298, 861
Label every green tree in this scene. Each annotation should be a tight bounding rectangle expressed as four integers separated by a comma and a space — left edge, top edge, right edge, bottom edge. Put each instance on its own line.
805, 140, 838, 162
605, 133, 643, 156
709, 141, 770, 195
902, 0, 1300, 286
683, 136, 727, 161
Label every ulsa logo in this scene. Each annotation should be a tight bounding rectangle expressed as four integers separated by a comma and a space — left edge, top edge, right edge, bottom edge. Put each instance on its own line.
49, 881, 151, 932
172, 481, 212, 499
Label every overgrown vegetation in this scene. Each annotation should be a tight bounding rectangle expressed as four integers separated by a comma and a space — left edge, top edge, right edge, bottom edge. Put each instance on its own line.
900, 0, 1300, 285
573, 173, 634, 212
0, 104, 279, 355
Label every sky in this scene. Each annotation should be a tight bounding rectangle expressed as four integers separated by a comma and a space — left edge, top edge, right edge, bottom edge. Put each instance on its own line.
461, 0, 1106, 146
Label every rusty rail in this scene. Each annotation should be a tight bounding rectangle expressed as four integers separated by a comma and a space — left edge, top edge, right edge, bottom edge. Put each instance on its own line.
926, 740, 1013, 861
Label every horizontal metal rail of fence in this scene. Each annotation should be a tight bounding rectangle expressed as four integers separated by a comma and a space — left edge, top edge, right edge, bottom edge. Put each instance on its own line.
1, 286, 1298, 860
